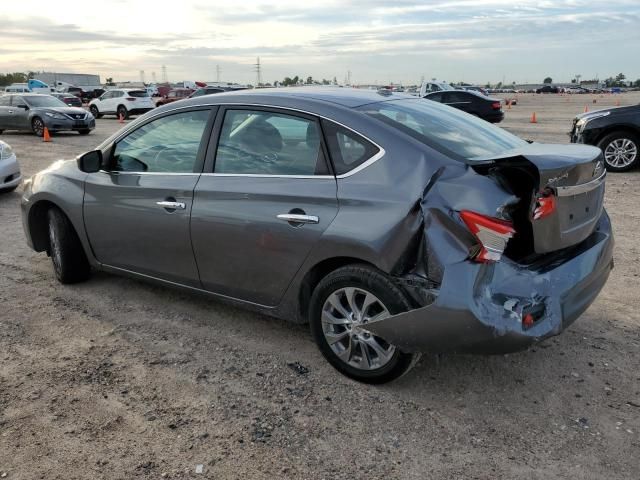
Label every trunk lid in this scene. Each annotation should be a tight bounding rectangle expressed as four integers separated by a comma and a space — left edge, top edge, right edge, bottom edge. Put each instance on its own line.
473, 143, 606, 255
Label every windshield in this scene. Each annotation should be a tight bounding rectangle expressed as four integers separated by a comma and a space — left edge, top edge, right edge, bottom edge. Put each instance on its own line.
359, 98, 526, 161
23, 96, 68, 108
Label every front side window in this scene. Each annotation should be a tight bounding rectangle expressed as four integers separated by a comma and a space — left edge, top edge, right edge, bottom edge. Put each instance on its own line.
112, 110, 210, 173
360, 99, 526, 161
0, 96, 10, 106
21, 96, 65, 108
215, 109, 328, 176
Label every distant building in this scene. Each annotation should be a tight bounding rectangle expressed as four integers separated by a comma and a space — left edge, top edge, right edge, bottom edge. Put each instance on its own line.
34, 72, 101, 90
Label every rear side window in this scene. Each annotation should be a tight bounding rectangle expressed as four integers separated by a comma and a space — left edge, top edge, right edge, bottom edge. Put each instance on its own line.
215, 109, 329, 176
128, 90, 149, 97
0, 96, 9, 106
321, 120, 379, 175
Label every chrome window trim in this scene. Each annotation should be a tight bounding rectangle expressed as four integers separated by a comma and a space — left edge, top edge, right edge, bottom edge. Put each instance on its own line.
555, 171, 606, 197
109, 102, 386, 179
98, 170, 200, 176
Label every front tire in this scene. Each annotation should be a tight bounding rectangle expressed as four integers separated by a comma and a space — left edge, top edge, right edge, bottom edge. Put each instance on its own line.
89, 105, 102, 119
32, 117, 45, 137
78, 129, 91, 135
309, 265, 419, 384
47, 208, 91, 284
598, 132, 639, 172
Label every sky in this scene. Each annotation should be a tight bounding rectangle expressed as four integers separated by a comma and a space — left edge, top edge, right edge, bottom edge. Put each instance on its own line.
1, 0, 639, 86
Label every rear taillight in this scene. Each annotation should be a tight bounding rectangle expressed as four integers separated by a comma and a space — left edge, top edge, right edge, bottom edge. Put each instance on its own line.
460, 210, 515, 263
491, 102, 502, 110
533, 190, 556, 220
126, 97, 136, 102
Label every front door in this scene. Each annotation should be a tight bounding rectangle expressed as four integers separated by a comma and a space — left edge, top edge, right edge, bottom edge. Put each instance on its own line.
83, 108, 215, 286
191, 107, 339, 306
0, 95, 11, 129
10, 96, 31, 129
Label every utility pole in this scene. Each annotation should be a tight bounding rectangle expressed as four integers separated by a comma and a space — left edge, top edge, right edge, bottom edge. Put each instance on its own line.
216, 64, 221, 83
161, 65, 167, 83
139, 70, 145, 84
254, 57, 262, 87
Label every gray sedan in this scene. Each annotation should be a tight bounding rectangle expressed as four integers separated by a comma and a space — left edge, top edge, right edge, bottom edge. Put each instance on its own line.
0, 140, 21, 192
21, 88, 613, 383
0, 93, 95, 136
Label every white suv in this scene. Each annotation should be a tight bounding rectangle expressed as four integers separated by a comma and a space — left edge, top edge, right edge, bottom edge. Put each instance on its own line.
89, 89, 155, 119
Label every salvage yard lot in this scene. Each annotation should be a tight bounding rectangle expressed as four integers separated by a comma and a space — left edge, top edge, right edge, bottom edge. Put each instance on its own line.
1, 93, 639, 479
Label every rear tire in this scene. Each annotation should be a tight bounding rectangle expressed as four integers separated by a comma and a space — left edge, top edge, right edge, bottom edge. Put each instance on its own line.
117, 105, 129, 119
0, 186, 17, 194
47, 207, 91, 284
78, 129, 91, 135
597, 131, 639, 172
309, 264, 419, 384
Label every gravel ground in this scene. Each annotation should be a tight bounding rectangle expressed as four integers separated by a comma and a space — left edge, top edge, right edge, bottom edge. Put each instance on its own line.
1, 93, 639, 479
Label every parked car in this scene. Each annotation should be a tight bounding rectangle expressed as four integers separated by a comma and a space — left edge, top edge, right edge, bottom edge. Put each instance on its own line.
189, 87, 227, 98
0, 140, 21, 193
155, 88, 194, 106
570, 104, 640, 171
536, 85, 559, 94
51, 92, 83, 108
0, 93, 95, 136
424, 90, 504, 123
21, 89, 613, 383
89, 89, 155, 119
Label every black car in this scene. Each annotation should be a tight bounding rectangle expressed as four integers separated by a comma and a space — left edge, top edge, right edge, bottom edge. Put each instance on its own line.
189, 87, 227, 98
51, 92, 83, 108
570, 104, 640, 171
536, 85, 559, 94
424, 90, 504, 123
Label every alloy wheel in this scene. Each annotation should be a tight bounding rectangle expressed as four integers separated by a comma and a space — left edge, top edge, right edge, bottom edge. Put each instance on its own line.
604, 138, 637, 168
321, 287, 395, 371
32, 118, 45, 137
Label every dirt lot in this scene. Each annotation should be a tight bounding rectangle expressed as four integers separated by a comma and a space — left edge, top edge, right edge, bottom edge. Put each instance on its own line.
1, 93, 639, 479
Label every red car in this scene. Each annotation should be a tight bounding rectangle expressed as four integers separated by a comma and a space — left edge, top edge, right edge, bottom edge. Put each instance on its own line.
155, 88, 194, 106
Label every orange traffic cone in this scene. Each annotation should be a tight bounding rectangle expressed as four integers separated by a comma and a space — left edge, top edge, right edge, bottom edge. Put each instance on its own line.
43, 127, 51, 142
118, 113, 125, 124
584, 105, 589, 113
530, 112, 537, 123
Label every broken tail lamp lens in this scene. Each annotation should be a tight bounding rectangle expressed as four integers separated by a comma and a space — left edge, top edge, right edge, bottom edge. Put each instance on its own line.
460, 210, 515, 263
533, 190, 556, 220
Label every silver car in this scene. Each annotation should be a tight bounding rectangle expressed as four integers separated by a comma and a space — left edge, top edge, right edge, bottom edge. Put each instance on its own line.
0, 93, 95, 137
0, 140, 21, 192
21, 89, 613, 383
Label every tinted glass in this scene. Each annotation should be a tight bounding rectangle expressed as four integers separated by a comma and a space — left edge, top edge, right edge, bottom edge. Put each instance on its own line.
128, 90, 149, 97
0, 96, 10, 106
22, 96, 67, 108
322, 120, 379, 175
215, 109, 327, 176
426, 92, 443, 102
112, 110, 210, 173
445, 92, 470, 103
360, 99, 526, 161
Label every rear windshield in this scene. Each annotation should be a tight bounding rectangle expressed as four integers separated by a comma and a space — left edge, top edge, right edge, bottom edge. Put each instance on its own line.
359, 98, 525, 161
128, 90, 149, 97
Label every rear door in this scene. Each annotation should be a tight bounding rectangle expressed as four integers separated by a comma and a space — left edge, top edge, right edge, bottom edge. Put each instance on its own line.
191, 107, 339, 306
83, 107, 216, 286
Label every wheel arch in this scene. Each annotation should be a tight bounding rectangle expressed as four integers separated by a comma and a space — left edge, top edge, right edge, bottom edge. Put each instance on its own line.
594, 125, 640, 145
27, 199, 58, 252
296, 256, 378, 323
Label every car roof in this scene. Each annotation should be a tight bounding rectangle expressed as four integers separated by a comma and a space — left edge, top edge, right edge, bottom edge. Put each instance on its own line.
177, 87, 415, 109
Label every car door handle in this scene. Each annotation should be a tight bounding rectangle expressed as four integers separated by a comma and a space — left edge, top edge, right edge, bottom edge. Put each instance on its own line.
277, 213, 319, 224
156, 200, 186, 210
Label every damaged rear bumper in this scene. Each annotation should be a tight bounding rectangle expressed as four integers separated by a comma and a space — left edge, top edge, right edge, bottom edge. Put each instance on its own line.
366, 213, 614, 354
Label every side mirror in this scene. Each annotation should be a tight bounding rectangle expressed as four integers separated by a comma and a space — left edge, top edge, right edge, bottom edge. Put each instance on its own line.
77, 150, 103, 173
17, 104, 29, 110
